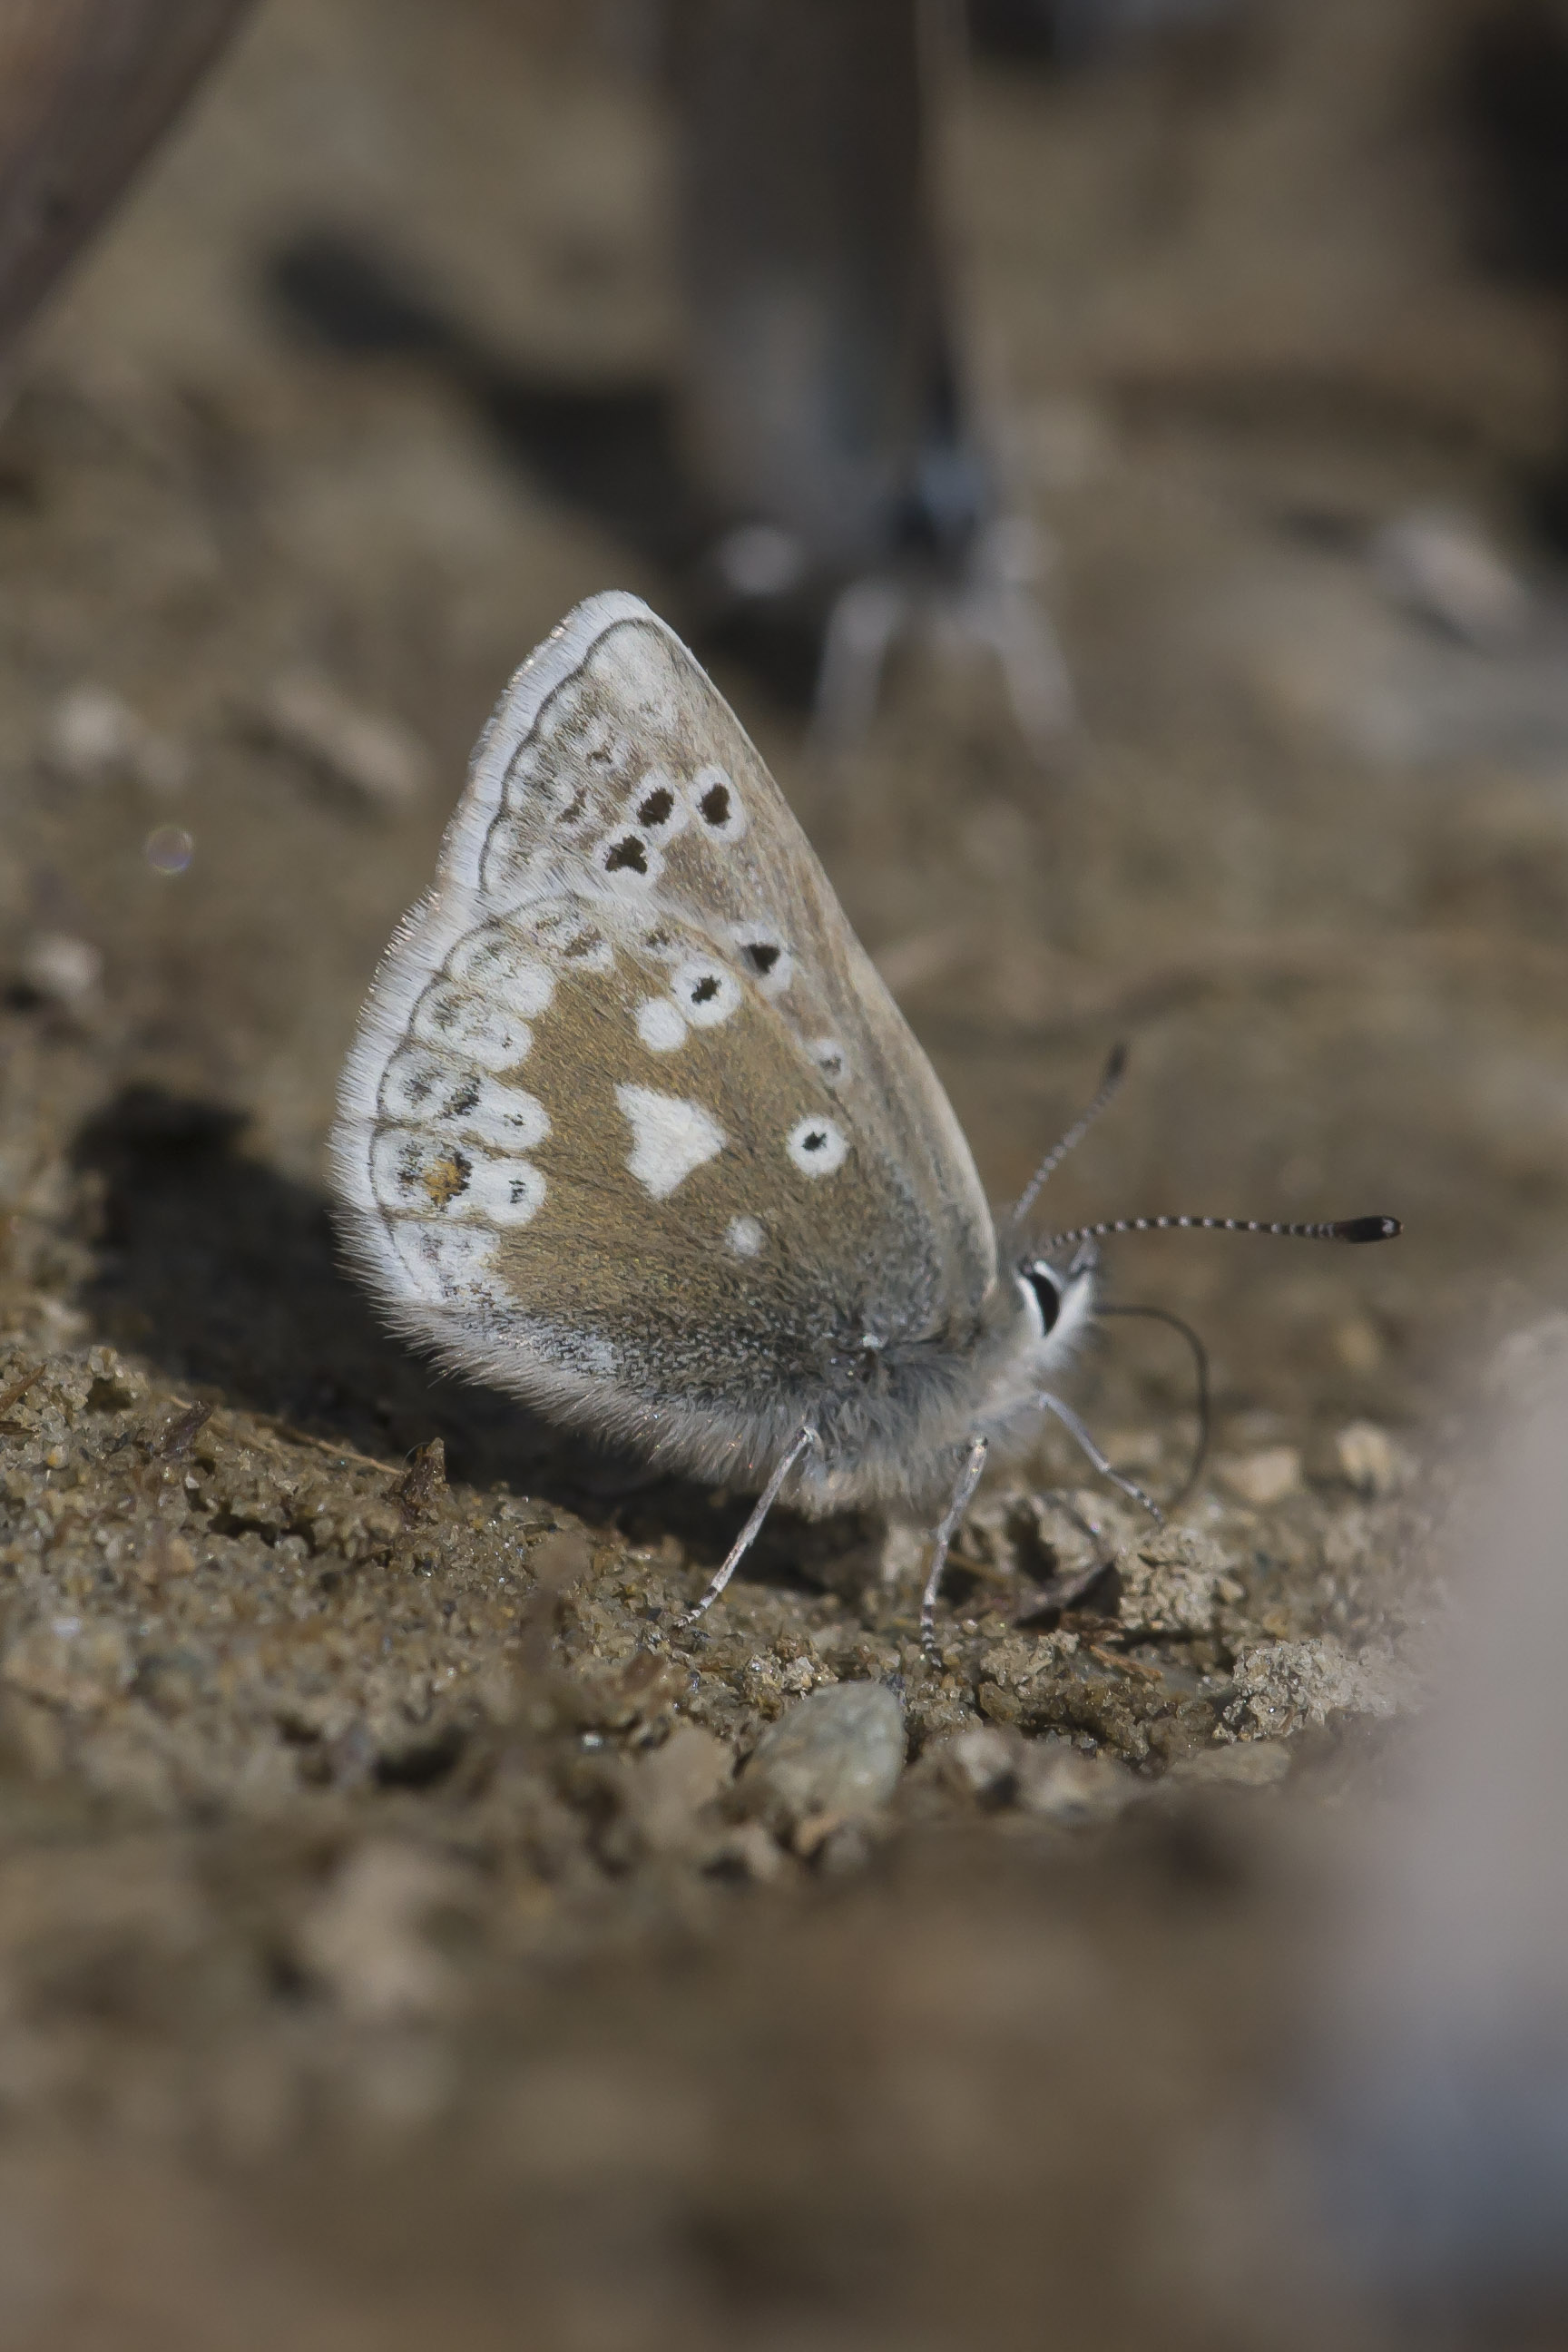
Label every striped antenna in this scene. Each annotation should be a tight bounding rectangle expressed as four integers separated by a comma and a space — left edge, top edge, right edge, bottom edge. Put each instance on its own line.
1011, 1043, 1128, 1231
1030, 1211, 1401, 1254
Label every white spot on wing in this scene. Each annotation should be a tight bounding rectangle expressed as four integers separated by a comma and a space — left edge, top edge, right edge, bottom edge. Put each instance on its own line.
616, 1084, 727, 1200
390, 1222, 501, 1306
727, 1215, 764, 1259
442, 1074, 550, 1152
637, 997, 688, 1053
446, 928, 556, 1016
379, 1047, 450, 1122
412, 984, 532, 1069
600, 630, 678, 727
786, 1114, 849, 1178
465, 1157, 546, 1226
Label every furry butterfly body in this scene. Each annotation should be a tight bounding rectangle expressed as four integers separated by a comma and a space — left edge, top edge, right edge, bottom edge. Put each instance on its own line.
332, 593, 1092, 1531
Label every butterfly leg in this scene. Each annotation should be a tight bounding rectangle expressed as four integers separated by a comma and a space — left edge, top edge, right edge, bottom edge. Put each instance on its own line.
919, 1434, 990, 1657
1036, 1391, 1164, 1525
676, 1423, 821, 1629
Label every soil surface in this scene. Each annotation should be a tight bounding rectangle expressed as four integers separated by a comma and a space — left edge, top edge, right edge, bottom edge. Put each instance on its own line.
1, 2, 1565, 2344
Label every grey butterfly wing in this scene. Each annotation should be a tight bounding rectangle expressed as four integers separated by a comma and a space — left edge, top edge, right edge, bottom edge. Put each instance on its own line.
332, 593, 1000, 1494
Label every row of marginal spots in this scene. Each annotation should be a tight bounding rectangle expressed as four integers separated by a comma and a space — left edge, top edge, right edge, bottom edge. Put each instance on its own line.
369, 906, 573, 1292
370, 1128, 546, 1228
379, 1049, 549, 1154
589, 764, 749, 900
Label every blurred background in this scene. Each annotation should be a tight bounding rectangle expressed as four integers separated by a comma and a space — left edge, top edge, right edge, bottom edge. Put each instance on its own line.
0, 1, 1566, 2344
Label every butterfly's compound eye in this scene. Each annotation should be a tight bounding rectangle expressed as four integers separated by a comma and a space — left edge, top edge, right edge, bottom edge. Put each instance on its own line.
1022, 1259, 1063, 1335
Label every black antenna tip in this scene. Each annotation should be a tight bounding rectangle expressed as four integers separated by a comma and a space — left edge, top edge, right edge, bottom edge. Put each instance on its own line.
1105, 1041, 1129, 1083
1333, 1215, 1402, 1244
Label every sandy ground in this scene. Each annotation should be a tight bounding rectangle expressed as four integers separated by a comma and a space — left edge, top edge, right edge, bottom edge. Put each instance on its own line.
0, 0, 1566, 2342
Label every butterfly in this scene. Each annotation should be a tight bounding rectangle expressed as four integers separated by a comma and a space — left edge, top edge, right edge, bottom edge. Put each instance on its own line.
331, 593, 1396, 1646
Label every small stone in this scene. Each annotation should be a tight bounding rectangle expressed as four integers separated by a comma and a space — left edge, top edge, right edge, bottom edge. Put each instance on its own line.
809, 1818, 880, 1876
742, 1681, 905, 1831
702, 1822, 790, 1884
44, 681, 187, 793
1217, 1446, 1301, 1506
976, 1680, 1023, 1726
626, 1724, 731, 1855
85, 1347, 144, 1408
1167, 1740, 1293, 1789
2, 1618, 133, 1711
1119, 1525, 1233, 1640
295, 1840, 472, 2024
938, 1723, 1019, 1803
1369, 505, 1528, 648
1014, 1741, 1140, 1827
1333, 1316, 1384, 1374
128, 1524, 196, 1585
1335, 1420, 1406, 1498
18, 931, 102, 1004
527, 1527, 592, 1590
1220, 1638, 1417, 1741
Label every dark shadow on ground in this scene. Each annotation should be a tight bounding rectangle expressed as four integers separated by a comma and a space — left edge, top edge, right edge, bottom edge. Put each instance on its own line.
69, 1084, 856, 1598
267, 231, 701, 575
261, 230, 827, 710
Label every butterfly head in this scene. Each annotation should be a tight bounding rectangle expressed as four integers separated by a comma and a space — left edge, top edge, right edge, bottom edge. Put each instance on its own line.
1015, 1240, 1099, 1360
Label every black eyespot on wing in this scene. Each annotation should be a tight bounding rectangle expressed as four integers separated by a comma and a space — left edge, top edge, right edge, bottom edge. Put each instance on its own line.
742, 940, 780, 975
800, 1128, 829, 1154
698, 779, 731, 826
1023, 1261, 1063, 1334
604, 834, 649, 875
690, 972, 720, 1004
637, 785, 675, 827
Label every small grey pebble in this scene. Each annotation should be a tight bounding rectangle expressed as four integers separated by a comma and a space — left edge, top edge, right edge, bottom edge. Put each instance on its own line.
744, 1681, 905, 1828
